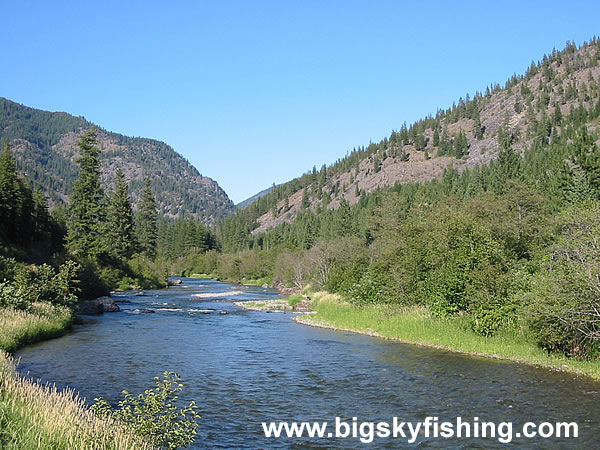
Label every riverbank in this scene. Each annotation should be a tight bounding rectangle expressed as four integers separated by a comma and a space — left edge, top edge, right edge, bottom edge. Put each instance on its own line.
292, 292, 600, 381
0, 302, 73, 353
0, 304, 152, 449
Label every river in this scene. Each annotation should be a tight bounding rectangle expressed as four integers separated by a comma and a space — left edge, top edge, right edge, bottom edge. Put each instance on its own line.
16, 278, 599, 448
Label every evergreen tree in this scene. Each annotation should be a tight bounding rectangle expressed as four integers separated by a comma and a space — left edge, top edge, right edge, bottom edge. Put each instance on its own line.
570, 126, 600, 198
106, 169, 135, 259
414, 133, 426, 151
0, 142, 20, 243
301, 188, 310, 209
136, 178, 158, 257
67, 128, 105, 258
31, 190, 52, 243
453, 129, 469, 158
473, 115, 484, 140
565, 167, 593, 204
490, 139, 522, 194
432, 128, 440, 147
335, 199, 355, 236
552, 105, 563, 126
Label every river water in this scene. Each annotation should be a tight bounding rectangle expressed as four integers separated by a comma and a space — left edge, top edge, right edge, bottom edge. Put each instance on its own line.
16, 278, 600, 448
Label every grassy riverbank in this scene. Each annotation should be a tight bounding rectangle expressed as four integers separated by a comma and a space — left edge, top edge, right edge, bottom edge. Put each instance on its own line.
0, 303, 73, 353
0, 305, 152, 449
295, 292, 600, 381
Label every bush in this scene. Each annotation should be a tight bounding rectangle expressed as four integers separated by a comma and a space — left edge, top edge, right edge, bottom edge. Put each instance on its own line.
92, 372, 200, 449
118, 276, 136, 290
128, 255, 168, 289
98, 266, 127, 290
1, 260, 79, 308
0, 256, 19, 281
526, 203, 600, 358
348, 272, 384, 306
0, 281, 28, 310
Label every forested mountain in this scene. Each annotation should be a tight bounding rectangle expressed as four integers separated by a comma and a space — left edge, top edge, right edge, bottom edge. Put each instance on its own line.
0, 98, 233, 223
207, 39, 600, 359
222, 39, 600, 237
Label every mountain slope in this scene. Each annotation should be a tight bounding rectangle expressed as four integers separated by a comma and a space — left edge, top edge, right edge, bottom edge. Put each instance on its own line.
236, 185, 275, 209
0, 98, 234, 223
233, 39, 600, 234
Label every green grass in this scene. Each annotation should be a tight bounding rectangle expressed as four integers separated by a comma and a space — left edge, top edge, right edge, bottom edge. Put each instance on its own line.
189, 273, 214, 279
0, 303, 73, 353
0, 352, 152, 449
297, 292, 600, 380
239, 276, 272, 286
286, 294, 304, 308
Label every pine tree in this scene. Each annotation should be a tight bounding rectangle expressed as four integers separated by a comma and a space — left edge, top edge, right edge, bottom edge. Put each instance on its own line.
453, 129, 469, 158
301, 188, 310, 209
552, 105, 563, 126
490, 139, 522, 194
414, 133, 426, 151
432, 128, 440, 147
565, 167, 593, 204
106, 169, 135, 259
136, 178, 158, 257
67, 128, 105, 258
335, 199, 355, 236
570, 126, 600, 198
31, 190, 52, 242
0, 142, 20, 242
473, 115, 484, 140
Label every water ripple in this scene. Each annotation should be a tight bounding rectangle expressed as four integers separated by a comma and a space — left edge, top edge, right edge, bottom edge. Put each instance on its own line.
15, 278, 600, 448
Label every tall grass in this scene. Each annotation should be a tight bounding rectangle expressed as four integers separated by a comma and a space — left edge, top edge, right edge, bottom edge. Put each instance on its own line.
0, 303, 73, 353
0, 304, 155, 449
297, 292, 600, 380
0, 352, 153, 449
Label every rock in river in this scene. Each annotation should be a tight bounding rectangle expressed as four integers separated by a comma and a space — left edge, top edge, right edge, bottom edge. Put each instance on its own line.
77, 297, 120, 315
97, 296, 120, 312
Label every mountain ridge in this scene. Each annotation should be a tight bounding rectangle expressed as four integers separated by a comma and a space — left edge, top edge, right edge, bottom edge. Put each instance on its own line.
0, 97, 234, 224
230, 39, 600, 235
236, 185, 275, 209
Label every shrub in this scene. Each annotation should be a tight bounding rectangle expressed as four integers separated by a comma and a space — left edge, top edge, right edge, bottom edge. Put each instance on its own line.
92, 371, 200, 449
1, 260, 79, 309
0, 281, 28, 310
526, 203, 600, 358
348, 272, 384, 306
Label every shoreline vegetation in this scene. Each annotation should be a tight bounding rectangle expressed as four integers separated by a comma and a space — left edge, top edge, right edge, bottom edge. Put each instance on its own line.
0, 305, 152, 449
233, 287, 600, 381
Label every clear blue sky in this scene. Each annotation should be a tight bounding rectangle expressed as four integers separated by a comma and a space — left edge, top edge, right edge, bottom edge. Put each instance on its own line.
1, 1, 599, 203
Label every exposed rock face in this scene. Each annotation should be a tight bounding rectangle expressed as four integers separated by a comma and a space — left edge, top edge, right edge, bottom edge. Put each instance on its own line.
248, 44, 600, 234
